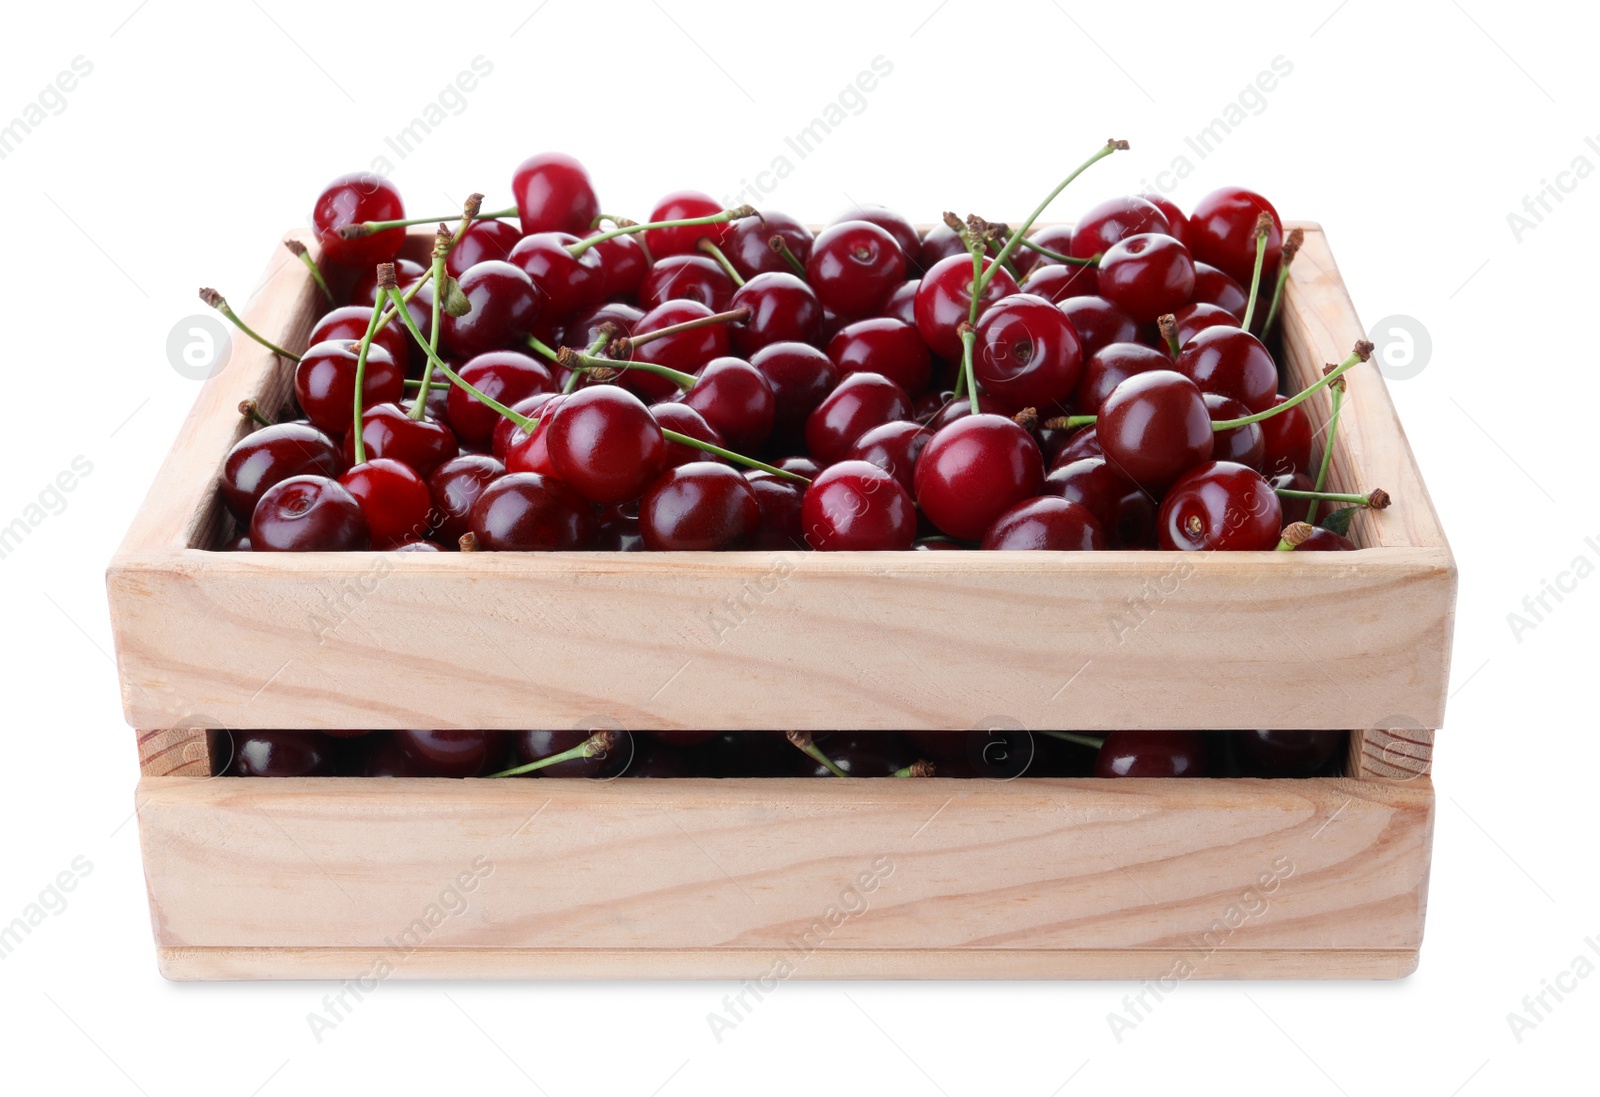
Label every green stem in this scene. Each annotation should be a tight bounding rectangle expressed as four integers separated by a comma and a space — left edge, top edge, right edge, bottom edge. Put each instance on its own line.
1210, 344, 1370, 431
569, 206, 755, 258
370, 195, 480, 339
1262, 227, 1303, 339
238, 399, 274, 427
487, 731, 617, 778
786, 732, 848, 778
960, 325, 980, 416
1273, 487, 1381, 506
412, 231, 450, 420
697, 238, 746, 286
342, 206, 517, 237
978, 138, 1127, 295
384, 286, 537, 432
620, 307, 750, 353
1240, 215, 1271, 332
198, 289, 300, 361
350, 287, 388, 465
1039, 731, 1106, 750
985, 233, 1020, 279
527, 335, 561, 363
565, 350, 696, 390
662, 430, 809, 483
1305, 383, 1343, 526
769, 235, 806, 277
1013, 236, 1098, 267
285, 241, 336, 305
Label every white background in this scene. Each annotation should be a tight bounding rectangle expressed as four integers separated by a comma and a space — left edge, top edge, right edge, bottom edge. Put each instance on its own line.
2, 0, 1596, 1093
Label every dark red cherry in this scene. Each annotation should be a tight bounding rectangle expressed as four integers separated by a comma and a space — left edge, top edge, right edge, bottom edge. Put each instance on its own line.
745, 472, 806, 550
340, 457, 432, 548
427, 454, 504, 545
626, 300, 730, 402
833, 205, 921, 269
513, 728, 632, 778
294, 339, 405, 435
440, 261, 540, 359
1295, 527, 1357, 551
805, 371, 912, 465
307, 306, 408, 373
580, 228, 650, 299
774, 455, 822, 479
1054, 425, 1103, 465
1057, 295, 1139, 359
1191, 262, 1249, 321
447, 351, 556, 448
827, 317, 932, 398
1096, 731, 1209, 777
1043, 456, 1127, 529
508, 232, 606, 320
218, 731, 340, 776
649, 401, 725, 468
724, 209, 814, 279
561, 301, 644, 352
595, 500, 645, 552
918, 222, 967, 269
447, 219, 521, 278
806, 733, 921, 778
496, 392, 562, 463
844, 420, 929, 493
1097, 370, 1213, 491
801, 460, 916, 551
1096, 233, 1195, 322
879, 280, 920, 326
348, 261, 435, 372
682, 357, 776, 452
639, 254, 735, 312
251, 474, 370, 551
1203, 393, 1266, 470
512, 152, 600, 236
1157, 461, 1282, 551
974, 293, 1084, 409
221, 423, 342, 523
924, 391, 1013, 432
1078, 342, 1169, 413
914, 254, 1020, 359
806, 220, 906, 317
1068, 196, 1171, 260
639, 461, 760, 550
1235, 730, 1345, 777
312, 172, 405, 269
1176, 326, 1278, 412
348, 733, 429, 776
344, 401, 458, 478
1139, 193, 1189, 244
644, 190, 726, 256
981, 496, 1105, 551
544, 385, 666, 505
392, 730, 506, 777
914, 414, 1044, 542
729, 273, 823, 356
1187, 186, 1282, 286
1260, 395, 1314, 477
750, 342, 839, 450
1173, 302, 1240, 345
468, 472, 596, 550
1018, 263, 1098, 304
1271, 471, 1315, 525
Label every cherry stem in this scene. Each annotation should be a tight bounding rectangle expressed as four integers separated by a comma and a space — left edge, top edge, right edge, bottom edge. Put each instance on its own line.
985, 231, 1020, 279
1240, 212, 1273, 332
1039, 731, 1106, 750
526, 335, 561, 363
894, 760, 936, 778
662, 429, 810, 483
977, 138, 1128, 296
370, 193, 482, 339
350, 268, 391, 466
238, 399, 274, 428
198, 288, 299, 361
561, 348, 696, 390
1042, 414, 1099, 430
786, 731, 848, 778
486, 730, 619, 778
1157, 313, 1181, 357
696, 237, 746, 286
1274, 487, 1390, 508
959, 323, 980, 416
384, 285, 537, 432
411, 226, 451, 420
1305, 380, 1343, 525
1210, 341, 1373, 431
1276, 521, 1315, 551
618, 307, 750, 353
284, 239, 335, 305
339, 205, 516, 238
1262, 227, 1303, 337
1013, 236, 1098, 268
768, 235, 806, 277
568, 206, 757, 258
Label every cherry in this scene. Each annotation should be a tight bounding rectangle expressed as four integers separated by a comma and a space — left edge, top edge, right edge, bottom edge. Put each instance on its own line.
1096, 731, 1209, 777
581, 227, 650, 299
220, 423, 342, 524
644, 190, 726, 256
512, 728, 632, 778
341, 457, 432, 548
427, 454, 504, 546
682, 357, 776, 452
448, 351, 556, 448
650, 401, 726, 467
307, 305, 408, 372
343, 402, 458, 477
218, 731, 340, 777
497, 392, 562, 464
774, 455, 822, 479
803, 733, 921, 778
1018, 263, 1098, 303
596, 500, 645, 552
293, 339, 405, 435
844, 420, 929, 493
981, 496, 1105, 551
1203, 393, 1265, 470
1234, 730, 1344, 777
393, 539, 444, 552
833, 205, 921, 269
1053, 424, 1103, 465
639, 254, 735, 312
1187, 186, 1282, 285
1175, 326, 1277, 412
1057, 295, 1138, 358
745, 472, 806, 550
1294, 526, 1356, 551
512, 152, 600, 236
974, 293, 1084, 409
394, 729, 508, 777
348, 733, 429, 777
561, 301, 644, 353
469, 472, 597, 550
1097, 370, 1213, 491
801, 460, 916, 551
507, 232, 606, 320
915, 414, 1044, 541
625, 300, 730, 402
918, 222, 967, 269
806, 220, 906, 317
914, 253, 1020, 359
1260, 395, 1313, 477
1069, 195, 1171, 260
827, 317, 932, 398
440, 261, 541, 359
729, 273, 823, 356
1043, 455, 1128, 527
1191, 262, 1249, 320
724, 209, 814, 279
251, 474, 371, 551
1096, 233, 1195, 322
905, 730, 1039, 779
1077, 341, 1169, 413
924, 391, 1013, 432
1157, 461, 1282, 551
1172, 302, 1239, 345
1139, 193, 1189, 244
447, 218, 522, 278
639, 461, 760, 550
313, 172, 405, 268
544, 385, 666, 505
805, 371, 912, 465
1271, 471, 1315, 525
351, 260, 434, 366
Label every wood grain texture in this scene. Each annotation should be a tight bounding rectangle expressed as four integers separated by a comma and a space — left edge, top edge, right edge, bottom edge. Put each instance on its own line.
136, 728, 212, 778
136, 775, 1433, 977
1350, 726, 1435, 783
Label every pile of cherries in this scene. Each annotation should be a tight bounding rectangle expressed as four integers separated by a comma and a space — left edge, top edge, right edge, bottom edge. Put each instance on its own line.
213, 727, 1348, 781
213, 142, 1383, 555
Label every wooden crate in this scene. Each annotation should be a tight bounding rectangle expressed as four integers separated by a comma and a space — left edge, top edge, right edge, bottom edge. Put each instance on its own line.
113, 222, 1451, 979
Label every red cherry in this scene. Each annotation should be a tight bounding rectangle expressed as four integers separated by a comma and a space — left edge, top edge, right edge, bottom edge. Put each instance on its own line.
913, 254, 1020, 359
503, 393, 567, 474
220, 731, 341, 776
344, 401, 458, 478
307, 306, 408, 373
1098, 370, 1213, 491
806, 220, 906, 317
1260, 395, 1314, 478
833, 206, 921, 269
393, 729, 507, 777
1043, 456, 1131, 533
1058, 295, 1138, 358
639, 461, 760, 550
644, 190, 726, 256
877, 280, 920, 328
1096, 233, 1195, 322
805, 371, 912, 465
729, 273, 823, 356
579, 228, 650, 299
440, 261, 541, 359
341, 457, 431, 548
544, 386, 667, 505
1053, 424, 1103, 465
1068, 196, 1171, 260
1295, 527, 1357, 552
649, 402, 726, 468
1175, 326, 1277, 412
349, 261, 433, 370
1157, 461, 1282, 551
639, 255, 735, 312
682, 357, 776, 452
1204, 393, 1266, 470
294, 339, 404, 435
312, 172, 405, 268
1018, 263, 1099, 304
447, 351, 556, 448
1191, 262, 1249, 320
595, 500, 645, 552
1173, 302, 1240, 345
495, 392, 561, 461
507, 232, 606, 320
1271, 471, 1315, 525
1187, 186, 1282, 285
827, 317, 932, 398
981, 497, 1105, 551
918, 222, 967, 269
625, 300, 730, 402
251, 474, 370, 551
1139, 194, 1189, 245
1096, 731, 1209, 777
221, 423, 342, 524
447, 219, 521, 278
469, 471, 596, 550
801, 461, 916, 550
427, 454, 504, 546
750, 342, 839, 451
974, 293, 1084, 409
512, 152, 600, 236
914, 414, 1044, 541
745, 472, 806, 550
1078, 342, 1169, 413
723, 210, 814, 279
844, 420, 930, 493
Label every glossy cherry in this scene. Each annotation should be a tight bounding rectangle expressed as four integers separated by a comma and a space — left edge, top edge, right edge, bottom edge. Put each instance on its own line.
1173, 302, 1240, 345
1294, 526, 1357, 551
981, 496, 1105, 551
447, 218, 522, 278
544, 385, 666, 505
1191, 262, 1249, 320
1203, 393, 1266, 469
512, 728, 632, 778
729, 273, 823, 356
342, 402, 458, 478
806, 220, 906, 317
826, 317, 932, 398
913, 254, 1020, 359
307, 306, 409, 373
974, 293, 1084, 409
682, 357, 776, 452
1157, 461, 1282, 551
1139, 193, 1189, 244
1095, 731, 1209, 777
507, 231, 606, 320
392, 730, 508, 778
639, 461, 761, 550
313, 172, 405, 269
512, 152, 600, 236
1175, 326, 1278, 412
447, 351, 556, 448
649, 402, 726, 468
1260, 395, 1314, 477
723, 209, 814, 279
1068, 195, 1171, 260
439, 261, 541, 359
468, 472, 596, 550
497, 392, 562, 464
833, 206, 921, 269
803, 733, 922, 778
644, 190, 726, 256
427, 454, 504, 545
250, 474, 371, 551
218, 731, 340, 777
1096, 233, 1195, 322
625, 300, 731, 403
804, 371, 912, 465
801, 460, 916, 551
639, 254, 735, 312
595, 500, 645, 552
1018, 263, 1099, 304
220, 423, 343, 523
293, 339, 405, 435
915, 414, 1044, 541
918, 222, 967, 269
1187, 186, 1282, 285
1077, 342, 1169, 413
340, 457, 432, 548
1057, 295, 1139, 358
844, 420, 929, 493
1234, 730, 1345, 776
581, 228, 650, 299
1097, 370, 1214, 491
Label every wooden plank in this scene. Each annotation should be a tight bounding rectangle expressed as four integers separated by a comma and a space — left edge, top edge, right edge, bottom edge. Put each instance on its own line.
137, 776, 1433, 963
136, 728, 212, 778
1350, 726, 1435, 783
